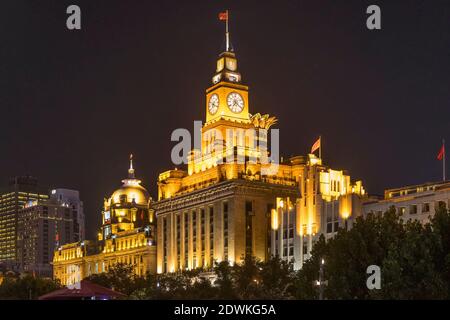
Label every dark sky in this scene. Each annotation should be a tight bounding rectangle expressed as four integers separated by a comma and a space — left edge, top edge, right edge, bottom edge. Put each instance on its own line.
1, 0, 449, 238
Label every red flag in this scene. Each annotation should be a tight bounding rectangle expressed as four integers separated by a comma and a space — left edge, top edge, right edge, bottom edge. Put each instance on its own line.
218, 11, 228, 21
311, 137, 321, 154
437, 144, 445, 160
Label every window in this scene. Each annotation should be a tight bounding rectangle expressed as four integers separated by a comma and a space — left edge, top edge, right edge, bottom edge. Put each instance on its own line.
176, 214, 181, 257
326, 210, 332, 223
192, 211, 197, 253
266, 203, 274, 258
410, 205, 417, 214
326, 223, 332, 233
438, 201, 447, 209
184, 213, 188, 268
209, 207, 214, 260
201, 209, 205, 254
245, 201, 253, 257
398, 207, 406, 215
223, 201, 229, 259
422, 203, 430, 213
163, 217, 168, 272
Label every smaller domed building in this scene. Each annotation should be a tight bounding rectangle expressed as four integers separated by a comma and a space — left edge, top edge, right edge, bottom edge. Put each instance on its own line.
53, 156, 156, 286
100, 155, 154, 239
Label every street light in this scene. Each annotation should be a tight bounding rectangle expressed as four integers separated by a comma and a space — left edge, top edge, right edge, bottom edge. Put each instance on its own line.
314, 257, 328, 300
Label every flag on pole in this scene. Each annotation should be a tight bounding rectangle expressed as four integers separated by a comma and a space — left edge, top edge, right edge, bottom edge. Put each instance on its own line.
219, 10, 230, 52
437, 143, 445, 161
311, 137, 321, 154
219, 11, 228, 21
438, 139, 446, 181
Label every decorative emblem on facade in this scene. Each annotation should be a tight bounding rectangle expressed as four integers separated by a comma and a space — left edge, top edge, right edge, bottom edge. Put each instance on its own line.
250, 113, 278, 129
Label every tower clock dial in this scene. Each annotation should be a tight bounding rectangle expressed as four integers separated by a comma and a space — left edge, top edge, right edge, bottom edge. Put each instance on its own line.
208, 94, 219, 114
227, 92, 244, 113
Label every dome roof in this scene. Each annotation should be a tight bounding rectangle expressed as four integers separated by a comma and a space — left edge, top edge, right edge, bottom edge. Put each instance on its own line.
109, 154, 149, 206
110, 183, 149, 206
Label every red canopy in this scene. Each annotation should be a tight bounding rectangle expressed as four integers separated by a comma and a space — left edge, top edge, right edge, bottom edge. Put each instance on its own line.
38, 280, 126, 300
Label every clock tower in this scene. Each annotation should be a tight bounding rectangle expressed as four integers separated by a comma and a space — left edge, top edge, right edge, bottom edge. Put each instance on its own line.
187, 15, 273, 176
205, 48, 250, 124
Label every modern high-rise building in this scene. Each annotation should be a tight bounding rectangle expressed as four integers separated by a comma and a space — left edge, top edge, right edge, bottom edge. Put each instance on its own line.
53, 156, 157, 286
0, 176, 49, 267
50, 189, 85, 242
363, 180, 450, 224
17, 197, 78, 277
153, 28, 366, 273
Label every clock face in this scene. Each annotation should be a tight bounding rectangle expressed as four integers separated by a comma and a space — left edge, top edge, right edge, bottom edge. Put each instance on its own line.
208, 94, 219, 114
227, 92, 244, 113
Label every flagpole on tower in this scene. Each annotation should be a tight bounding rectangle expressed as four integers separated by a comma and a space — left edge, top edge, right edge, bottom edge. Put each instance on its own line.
319, 136, 322, 159
226, 10, 230, 52
443, 138, 446, 181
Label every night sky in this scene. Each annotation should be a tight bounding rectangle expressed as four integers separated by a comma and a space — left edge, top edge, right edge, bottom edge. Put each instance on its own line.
1, 0, 449, 238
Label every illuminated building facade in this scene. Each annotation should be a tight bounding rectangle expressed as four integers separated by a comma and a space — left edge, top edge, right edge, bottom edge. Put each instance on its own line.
0, 176, 49, 266
271, 155, 366, 270
153, 32, 366, 272
154, 41, 296, 273
53, 157, 157, 286
363, 180, 450, 224
17, 197, 78, 277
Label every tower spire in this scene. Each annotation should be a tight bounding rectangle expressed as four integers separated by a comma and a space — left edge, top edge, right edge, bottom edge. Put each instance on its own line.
212, 10, 241, 84
225, 10, 230, 52
219, 10, 232, 52
128, 154, 135, 178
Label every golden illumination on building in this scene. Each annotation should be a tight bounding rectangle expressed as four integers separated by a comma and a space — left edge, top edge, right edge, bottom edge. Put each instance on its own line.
146, 14, 365, 273
53, 156, 156, 286
271, 208, 279, 230
286, 153, 367, 269
154, 17, 367, 273
154, 28, 302, 273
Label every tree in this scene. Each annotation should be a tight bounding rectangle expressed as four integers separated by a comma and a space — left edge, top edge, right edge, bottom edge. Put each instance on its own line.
428, 203, 450, 298
0, 274, 61, 300
375, 219, 446, 299
214, 260, 236, 299
295, 206, 450, 299
185, 276, 218, 299
295, 235, 328, 299
86, 263, 145, 297
259, 255, 296, 299
232, 255, 261, 299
